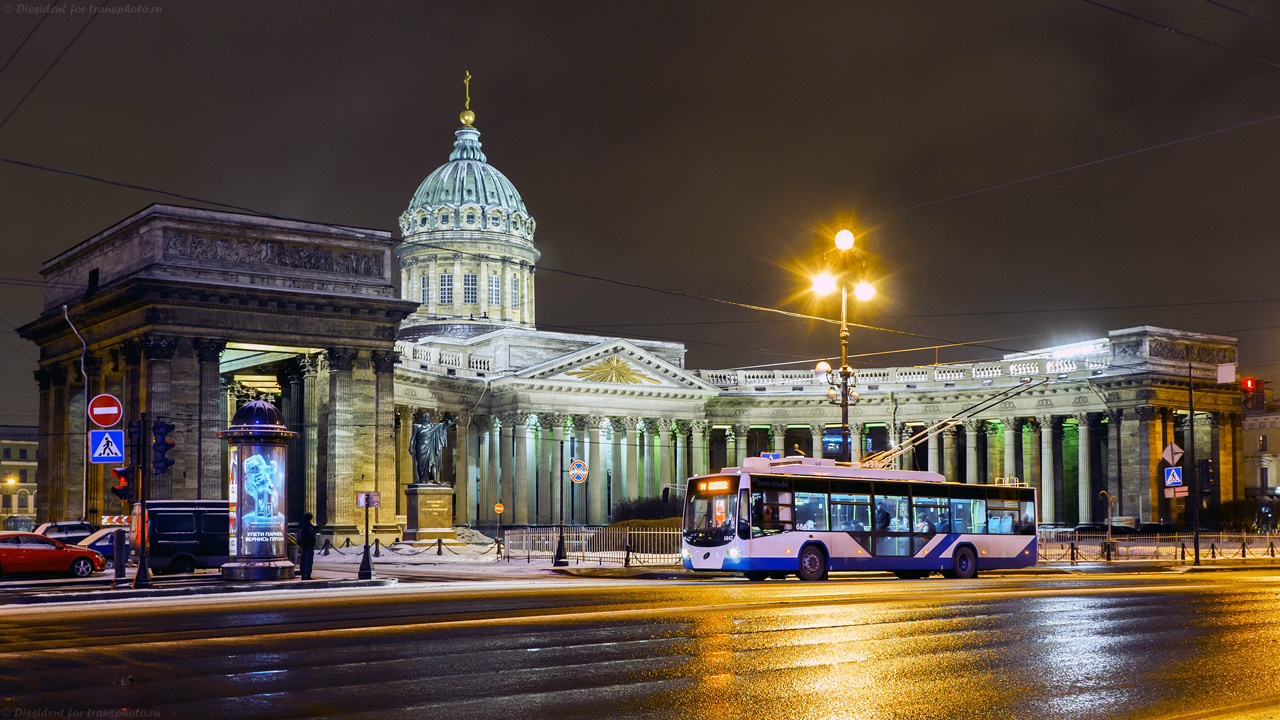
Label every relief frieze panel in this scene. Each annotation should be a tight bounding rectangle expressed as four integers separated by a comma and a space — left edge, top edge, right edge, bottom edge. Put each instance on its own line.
1147, 341, 1235, 364
164, 231, 383, 277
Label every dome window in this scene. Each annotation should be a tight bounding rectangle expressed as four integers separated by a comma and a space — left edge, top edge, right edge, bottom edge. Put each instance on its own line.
490, 215, 501, 227
439, 213, 450, 226
466, 213, 476, 224
419, 216, 428, 227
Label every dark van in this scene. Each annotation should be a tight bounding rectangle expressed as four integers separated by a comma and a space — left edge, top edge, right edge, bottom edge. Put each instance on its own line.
130, 500, 230, 574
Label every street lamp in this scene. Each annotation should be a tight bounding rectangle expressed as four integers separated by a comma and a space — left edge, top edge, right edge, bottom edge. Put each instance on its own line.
812, 229, 874, 464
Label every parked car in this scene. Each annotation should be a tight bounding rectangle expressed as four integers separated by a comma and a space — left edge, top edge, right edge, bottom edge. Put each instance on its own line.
1136, 523, 1182, 535
131, 500, 230, 574
0, 531, 106, 577
77, 527, 130, 569
3, 516, 36, 532
34, 520, 96, 545
1073, 523, 1110, 534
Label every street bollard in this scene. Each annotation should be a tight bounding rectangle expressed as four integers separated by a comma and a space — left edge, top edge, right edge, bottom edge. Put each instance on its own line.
1210, 542, 1217, 559
1070, 542, 1077, 563
437, 538, 443, 556
112, 528, 127, 586
624, 542, 631, 568
1181, 542, 1187, 561
373, 538, 381, 557
1270, 542, 1276, 558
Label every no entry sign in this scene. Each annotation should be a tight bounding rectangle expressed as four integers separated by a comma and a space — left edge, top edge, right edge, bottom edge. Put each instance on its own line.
87, 394, 123, 428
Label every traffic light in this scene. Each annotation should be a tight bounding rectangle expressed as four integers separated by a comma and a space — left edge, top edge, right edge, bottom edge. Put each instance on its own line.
1198, 459, 1217, 497
1243, 378, 1267, 411
126, 421, 143, 464
152, 420, 175, 474
110, 466, 135, 502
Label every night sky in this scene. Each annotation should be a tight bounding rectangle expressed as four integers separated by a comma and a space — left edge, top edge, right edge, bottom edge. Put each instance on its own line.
3, 1, 1279, 427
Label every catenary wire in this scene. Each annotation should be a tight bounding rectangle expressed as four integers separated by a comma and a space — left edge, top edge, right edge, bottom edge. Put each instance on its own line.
1078, 0, 1280, 70
0, 0, 110, 134
0, 1, 62, 81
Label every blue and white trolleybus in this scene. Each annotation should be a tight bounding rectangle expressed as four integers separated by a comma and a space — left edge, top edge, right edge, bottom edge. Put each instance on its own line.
681, 455, 1037, 580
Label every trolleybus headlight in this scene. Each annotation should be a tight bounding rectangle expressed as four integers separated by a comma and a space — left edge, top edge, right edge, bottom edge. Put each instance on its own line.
727, 548, 740, 558
681, 548, 690, 558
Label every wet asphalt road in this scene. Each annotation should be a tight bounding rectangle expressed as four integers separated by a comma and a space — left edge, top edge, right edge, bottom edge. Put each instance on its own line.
3, 571, 1280, 720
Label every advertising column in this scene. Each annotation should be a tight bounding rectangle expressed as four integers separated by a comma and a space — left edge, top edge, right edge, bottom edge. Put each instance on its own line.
220, 399, 297, 580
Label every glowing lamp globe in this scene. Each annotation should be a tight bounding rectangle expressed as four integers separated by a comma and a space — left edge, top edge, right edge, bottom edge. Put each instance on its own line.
854, 281, 876, 302
812, 272, 837, 295
834, 229, 855, 251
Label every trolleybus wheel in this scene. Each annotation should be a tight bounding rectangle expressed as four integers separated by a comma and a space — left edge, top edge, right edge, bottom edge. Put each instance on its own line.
952, 546, 977, 579
744, 571, 768, 581
797, 545, 826, 582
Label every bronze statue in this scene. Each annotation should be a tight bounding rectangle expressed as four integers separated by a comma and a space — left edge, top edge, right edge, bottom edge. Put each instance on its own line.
410, 413, 456, 485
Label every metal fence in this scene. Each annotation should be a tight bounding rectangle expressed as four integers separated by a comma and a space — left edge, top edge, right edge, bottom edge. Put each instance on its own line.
1038, 532, 1280, 562
501, 527, 683, 566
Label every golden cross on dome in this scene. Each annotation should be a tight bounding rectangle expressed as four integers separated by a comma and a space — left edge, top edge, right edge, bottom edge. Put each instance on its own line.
460, 71, 475, 126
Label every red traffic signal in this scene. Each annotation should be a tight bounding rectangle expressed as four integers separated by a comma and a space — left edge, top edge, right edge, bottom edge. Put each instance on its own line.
110, 466, 136, 502
1244, 378, 1257, 392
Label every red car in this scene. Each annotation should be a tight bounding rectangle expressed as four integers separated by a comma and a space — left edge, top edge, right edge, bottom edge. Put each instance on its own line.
0, 531, 106, 578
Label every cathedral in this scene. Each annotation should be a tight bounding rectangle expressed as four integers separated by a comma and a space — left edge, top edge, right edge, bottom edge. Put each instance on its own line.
19, 98, 1252, 542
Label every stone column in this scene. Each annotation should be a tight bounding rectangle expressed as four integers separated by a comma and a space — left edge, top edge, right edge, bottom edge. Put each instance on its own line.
771, 423, 787, 455
1076, 414, 1093, 524
278, 358, 304, 519
450, 412, 471, 525
588, 416, 603, 525
34, 367, 61, 521
943, 425, 959, 482
809, 424, 825, 460
1106, 410, 1123, 517
550, 417, 565, 521
144, 335, 177, 500
609, 418, 626, 516
322, 348, 358, 533
851, 423, 865, 463
927, 428, 941, 474
673, 421, 688, 485
499, 413, 515, 522
396, 407, 414, 517
1039, 416, 1057, 524
642, 420, 658, 498
896, 424, 912, 471
83, 354, 104, 520
623, 417, 640, 502
513, 413, 530, 526
964, 420, 982, 484
536, 415, 554, 525
371, 352, 399, 533
473, 415, 492, 523
658, 418, 675, 500
573, 416, 590, 522
691, 420, 709, 476
193, 339, 226, 502
732, 423, 749, 468
1002, 418, 1020, 481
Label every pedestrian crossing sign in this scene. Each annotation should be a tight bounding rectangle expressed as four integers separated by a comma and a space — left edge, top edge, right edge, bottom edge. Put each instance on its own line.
1164, 466, 1183, 487
89, 429, 125, 464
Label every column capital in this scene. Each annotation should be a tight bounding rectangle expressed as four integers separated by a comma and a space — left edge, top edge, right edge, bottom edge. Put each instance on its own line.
454, 412, 473, 431
325, 347, 358, 373
730, 423, 750, 437
193, 338, 227, 364
691, 419, 709, 435
620, 416, 640, 431
83, 353, 103, 378
644, 418, 663, 434
1134, 406, 1157, 423
121, 338, 144, 365
770, 423, 788, 437
472, 414, 492, 433
539, 413, 566, 431
1105, 409, 1124, 424
809, 423, 825, 437
371, 350, 399, 375
572, 415, 592, 432
963, 419, 985, 434
144, 335, 177, 361
1001, 417, 1023, 432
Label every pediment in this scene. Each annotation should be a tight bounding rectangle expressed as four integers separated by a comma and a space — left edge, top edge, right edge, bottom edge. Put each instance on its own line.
513, 340, 717, 392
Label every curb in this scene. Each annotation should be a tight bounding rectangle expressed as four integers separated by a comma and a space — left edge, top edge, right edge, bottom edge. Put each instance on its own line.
6, 578, 396, 605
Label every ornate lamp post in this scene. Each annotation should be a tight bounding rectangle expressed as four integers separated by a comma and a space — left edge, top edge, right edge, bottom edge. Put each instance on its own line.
812, 229, 875, 464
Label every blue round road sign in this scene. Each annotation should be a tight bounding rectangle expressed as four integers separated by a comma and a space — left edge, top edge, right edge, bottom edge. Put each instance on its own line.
569, 459, 588, 483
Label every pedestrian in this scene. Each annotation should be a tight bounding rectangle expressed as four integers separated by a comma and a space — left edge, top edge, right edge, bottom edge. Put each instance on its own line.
298, 512, 317, 580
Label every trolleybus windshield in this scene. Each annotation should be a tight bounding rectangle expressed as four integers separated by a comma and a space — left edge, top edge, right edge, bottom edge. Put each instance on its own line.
683, 476, 740, 546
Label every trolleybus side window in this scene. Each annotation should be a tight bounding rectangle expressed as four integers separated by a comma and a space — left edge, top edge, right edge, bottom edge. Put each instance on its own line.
950, 497, 987, 534
912, 496, 947, 535
795, 492, 828, 531
873, 491, 911, 557
752, 490, 793, 536
1019, 499, 1037, 535
830, 493, 871, 532
987, 499, 1019, 534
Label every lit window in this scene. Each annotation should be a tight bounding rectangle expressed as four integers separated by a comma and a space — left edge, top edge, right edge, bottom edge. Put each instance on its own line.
463, 273, 478, 304
438, 274, 453, 304
510, 277, 519, 308
489, 275, 500, 305
420, 275, 429, 304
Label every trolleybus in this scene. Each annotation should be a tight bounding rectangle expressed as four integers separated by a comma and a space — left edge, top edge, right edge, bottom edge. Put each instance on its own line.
682, 455, 1037, 580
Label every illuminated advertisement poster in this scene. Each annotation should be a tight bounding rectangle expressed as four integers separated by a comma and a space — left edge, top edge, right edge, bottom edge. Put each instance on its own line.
227, 446, 239, 556
234, 443, 287, 558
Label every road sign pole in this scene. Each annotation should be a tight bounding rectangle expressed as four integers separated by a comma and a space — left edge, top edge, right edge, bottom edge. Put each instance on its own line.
133, 412, 151, 589
554, 440, 567, 567
1188, 363, 1200, 566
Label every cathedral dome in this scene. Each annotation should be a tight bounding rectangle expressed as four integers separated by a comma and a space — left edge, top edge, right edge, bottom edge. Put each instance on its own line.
399, 125, 536, 242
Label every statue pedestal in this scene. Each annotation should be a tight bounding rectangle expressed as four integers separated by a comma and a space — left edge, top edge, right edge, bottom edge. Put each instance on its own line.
404, 484, 462, 545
